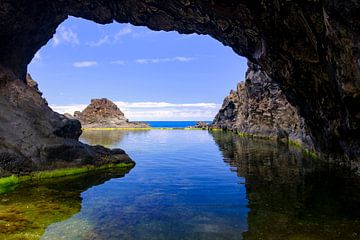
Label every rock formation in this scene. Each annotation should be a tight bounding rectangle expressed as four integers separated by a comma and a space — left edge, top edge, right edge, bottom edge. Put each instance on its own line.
0, 1, 359, 165
213, 62, 314, 148
0, 75, 133, 177
189, 122, 210, 130
73, 98, 149, 129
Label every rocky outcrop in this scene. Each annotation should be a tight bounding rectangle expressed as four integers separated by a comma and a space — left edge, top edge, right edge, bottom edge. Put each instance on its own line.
0, 75, 133, 177
213, 63, 314, 148
73, 98, 149, 129
0, 1, 359, 164
188, 122, 210, 130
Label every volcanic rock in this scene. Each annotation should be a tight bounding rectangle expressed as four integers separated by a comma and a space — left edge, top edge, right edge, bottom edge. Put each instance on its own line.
0, 1, 359, 165
0, 75, 133, 176
191, 122, 209, 130
74, 98, 149, 129
213, 62, 314, 148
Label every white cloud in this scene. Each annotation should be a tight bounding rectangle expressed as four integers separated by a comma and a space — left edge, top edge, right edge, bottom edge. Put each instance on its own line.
52, 26, 79, 47
50, 104, 87, 115
86, 35, 110, 47
34, 51, 42, 60
114, 25, 133, 41
111, 60, 126, 65
114, 102, 218, 109
73, 61, 98, 68
50, 101, 220, 121
135, 57, 195, 64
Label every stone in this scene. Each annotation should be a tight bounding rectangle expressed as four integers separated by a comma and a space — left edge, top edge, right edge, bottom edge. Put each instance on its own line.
213, 62, 314, 149
190, 122, 209, 130
74, 98, 149, 128
0, 1, 359, 165
0, 76, 133, 176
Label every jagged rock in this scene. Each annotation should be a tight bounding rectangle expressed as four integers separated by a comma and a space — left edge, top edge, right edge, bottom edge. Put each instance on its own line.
0, 76, 133, 176
0, 1, 359, 164
213, 62, 314, 148
191, 122, 209, 130
74, 98, 149, 128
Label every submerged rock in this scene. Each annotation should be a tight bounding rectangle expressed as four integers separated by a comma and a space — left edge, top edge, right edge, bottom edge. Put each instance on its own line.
74, 98, 149, 129
213, 62, 314, 148
0, 75, 133, 177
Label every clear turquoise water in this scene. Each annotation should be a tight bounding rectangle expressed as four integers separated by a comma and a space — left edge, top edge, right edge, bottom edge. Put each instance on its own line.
38, 130, 360, 240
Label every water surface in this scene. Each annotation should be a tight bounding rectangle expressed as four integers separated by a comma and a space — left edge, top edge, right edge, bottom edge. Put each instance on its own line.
1, 130, 360, 239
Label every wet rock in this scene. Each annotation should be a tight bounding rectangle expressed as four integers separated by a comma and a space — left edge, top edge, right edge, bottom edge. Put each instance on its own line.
74, 98, 149, 128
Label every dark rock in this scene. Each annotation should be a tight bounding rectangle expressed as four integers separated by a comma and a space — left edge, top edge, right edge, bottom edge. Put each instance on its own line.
213, 62, 314, 149
0, 1, 359, 165
74, 98, 149, 128
0, 76, 133, 176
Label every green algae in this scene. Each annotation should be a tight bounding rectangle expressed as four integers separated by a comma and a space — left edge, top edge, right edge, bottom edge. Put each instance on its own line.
0, 166, 133, 240
0, 162, 134, 195
0, 175, 21, 194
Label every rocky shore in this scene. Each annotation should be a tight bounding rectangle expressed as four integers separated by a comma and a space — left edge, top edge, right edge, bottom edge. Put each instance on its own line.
73, 98, 149, 129
213, 63, 314, 149
0, 75, 133, 177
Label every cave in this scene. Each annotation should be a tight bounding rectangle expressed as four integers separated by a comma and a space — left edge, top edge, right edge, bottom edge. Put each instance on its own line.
0, 0, 359, 173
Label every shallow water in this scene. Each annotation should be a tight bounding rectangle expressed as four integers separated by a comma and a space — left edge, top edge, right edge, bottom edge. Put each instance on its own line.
1, 130, 360, 239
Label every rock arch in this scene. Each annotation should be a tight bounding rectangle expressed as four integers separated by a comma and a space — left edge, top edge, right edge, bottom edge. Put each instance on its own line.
0, 0, 359, 168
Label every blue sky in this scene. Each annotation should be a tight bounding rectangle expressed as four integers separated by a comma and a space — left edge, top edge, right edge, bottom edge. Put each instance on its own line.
29, 17, 247, 121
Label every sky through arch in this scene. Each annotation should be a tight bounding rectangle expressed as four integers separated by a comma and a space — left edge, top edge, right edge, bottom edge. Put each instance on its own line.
29, 17, 247, 121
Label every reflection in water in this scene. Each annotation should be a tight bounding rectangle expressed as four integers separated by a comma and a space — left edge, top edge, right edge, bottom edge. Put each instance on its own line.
4, 130, 360, 239
81, 130, 128, 147
0, 168, 132, 240
211, 131, 360, 239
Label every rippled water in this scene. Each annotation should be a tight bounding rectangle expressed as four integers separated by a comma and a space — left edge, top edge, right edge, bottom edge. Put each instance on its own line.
1, 130, 360, 239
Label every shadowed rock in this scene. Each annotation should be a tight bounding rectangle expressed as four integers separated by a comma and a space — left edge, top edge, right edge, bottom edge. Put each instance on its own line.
213, 62, 314, 148
0, 76, 133, 177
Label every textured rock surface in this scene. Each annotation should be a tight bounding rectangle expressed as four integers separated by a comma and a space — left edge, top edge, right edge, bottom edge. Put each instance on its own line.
213, 62, 314, 148
0, 0, 359, 164
0, 75, 133, 176
74, 98, 149, 128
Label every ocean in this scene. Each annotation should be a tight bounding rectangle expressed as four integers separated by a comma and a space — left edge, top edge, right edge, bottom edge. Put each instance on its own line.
142, 121, 212, 128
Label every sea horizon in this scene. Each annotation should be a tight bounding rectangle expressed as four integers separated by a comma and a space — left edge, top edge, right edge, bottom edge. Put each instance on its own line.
138, 120, 212, 128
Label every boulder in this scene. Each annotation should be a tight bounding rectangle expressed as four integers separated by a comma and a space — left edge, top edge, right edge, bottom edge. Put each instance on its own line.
0, 75, 133, 177
74, 98, 149, 129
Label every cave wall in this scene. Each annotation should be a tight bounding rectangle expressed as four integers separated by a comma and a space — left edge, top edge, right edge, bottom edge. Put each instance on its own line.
0, 0, 359, 163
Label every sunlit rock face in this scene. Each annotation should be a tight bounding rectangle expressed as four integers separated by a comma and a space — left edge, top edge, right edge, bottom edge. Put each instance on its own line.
73, 98, 149, 128
0, 0, 359, 164
213, 62, 314, 148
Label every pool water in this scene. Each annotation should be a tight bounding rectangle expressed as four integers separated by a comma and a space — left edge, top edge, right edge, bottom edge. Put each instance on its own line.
1, 130, 360, 239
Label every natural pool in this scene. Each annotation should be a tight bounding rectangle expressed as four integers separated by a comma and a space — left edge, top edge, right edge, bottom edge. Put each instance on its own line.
1, 130, 360, 239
